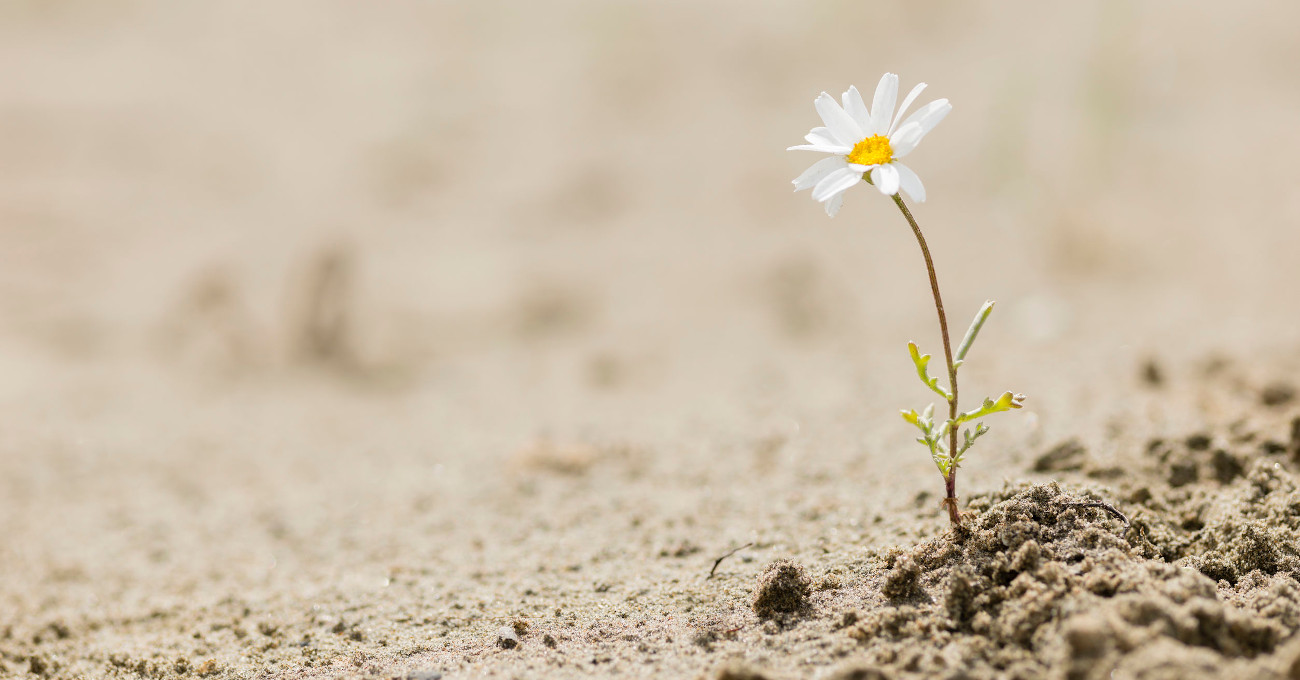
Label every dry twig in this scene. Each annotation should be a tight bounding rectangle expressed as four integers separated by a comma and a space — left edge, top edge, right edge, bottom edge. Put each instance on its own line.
707, 543, 753, 580
1060, 500, 1132, 535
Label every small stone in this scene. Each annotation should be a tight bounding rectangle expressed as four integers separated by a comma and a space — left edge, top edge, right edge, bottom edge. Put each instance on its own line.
837, 610, 859, 629
1168, 460, 1199, 487
1261, 382, 1296, 407
195, 659, 220, 677
1085, 466, 1125, 480
542, 633, 557, 648
1140, 358, 1163, 387
1290, 417, 1300, 462
1260, 439, 1287, 455
692, 629, 719, 651
669, 540, 701, 557
496, 626, 520, 649
1033, 439, 1086, 473
404, 670, 443, 680
827, 667, 890, 680
1185, 433, 1212, 451
716, 665, 773, 680
751, 559, 812, 618
1210, 449, 1244, 484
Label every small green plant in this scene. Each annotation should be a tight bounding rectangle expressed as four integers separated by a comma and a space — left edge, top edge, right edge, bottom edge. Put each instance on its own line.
788, 73, 1025, 526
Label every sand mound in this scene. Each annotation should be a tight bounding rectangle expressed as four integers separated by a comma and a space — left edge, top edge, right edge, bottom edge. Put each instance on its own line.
819, 418, 1300, 680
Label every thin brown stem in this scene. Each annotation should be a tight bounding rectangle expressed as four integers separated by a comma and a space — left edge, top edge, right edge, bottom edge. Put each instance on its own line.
891, 194, 961, 527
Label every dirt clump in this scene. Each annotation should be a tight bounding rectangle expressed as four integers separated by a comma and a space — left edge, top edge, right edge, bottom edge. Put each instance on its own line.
751, 559, 812, 619
880, 553, 925, 602
1150, 461, 1300, 586
496, 626, 520, 649
1260, 382, 1295, 407
1144, 435, 1249, 488
714, 664, 775, 680
844, 482, 1300, 680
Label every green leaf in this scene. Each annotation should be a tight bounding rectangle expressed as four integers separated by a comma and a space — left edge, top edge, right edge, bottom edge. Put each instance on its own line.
954, 391, 1026, 427
955, 301, 995, 365
908, 342, 953, 401
954, 422, 991, 463
903, 401, 950, 474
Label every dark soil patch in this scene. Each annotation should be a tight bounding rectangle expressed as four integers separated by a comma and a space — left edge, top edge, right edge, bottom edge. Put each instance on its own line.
752, 559, 813, 619
814, 414, 1300, 680
840, 482, 1300, 679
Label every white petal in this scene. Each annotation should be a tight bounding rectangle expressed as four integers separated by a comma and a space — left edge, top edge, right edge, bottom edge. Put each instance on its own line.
792, 156, 847, 192
846, 162, 874, 173
811, 167, 862, 202
824, 192, 845, 217
814, 93, 863, 146
787, 143, 850, 153
894, 162, 926, 202
790, 127, 852, 152
889, 82, 927, 136
842, 86, 871, 133
896, 99, 951, 137
889, 122, 924, 158
869, 73, 899, 139
804, 127, 841, 147
871, 164, 900, 196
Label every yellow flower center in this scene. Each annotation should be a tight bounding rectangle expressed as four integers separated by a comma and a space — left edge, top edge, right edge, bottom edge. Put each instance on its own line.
847, 135, 893, 166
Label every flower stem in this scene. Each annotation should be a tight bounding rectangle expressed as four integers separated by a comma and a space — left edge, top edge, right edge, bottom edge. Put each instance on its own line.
891, 194, 961, 527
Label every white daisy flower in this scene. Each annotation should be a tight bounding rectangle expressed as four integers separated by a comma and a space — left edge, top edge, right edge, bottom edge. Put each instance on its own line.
789, 73, 952, 216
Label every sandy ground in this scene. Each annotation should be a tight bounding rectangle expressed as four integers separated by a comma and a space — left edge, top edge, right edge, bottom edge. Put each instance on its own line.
3, 1, 1300, 678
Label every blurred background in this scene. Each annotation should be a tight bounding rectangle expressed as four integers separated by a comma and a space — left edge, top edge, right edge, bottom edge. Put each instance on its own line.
2, 0, 1299, 666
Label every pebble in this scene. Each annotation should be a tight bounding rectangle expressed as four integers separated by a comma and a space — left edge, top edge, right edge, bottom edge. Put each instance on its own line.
1261, 382, 1296, 407
496, 626, 520, 649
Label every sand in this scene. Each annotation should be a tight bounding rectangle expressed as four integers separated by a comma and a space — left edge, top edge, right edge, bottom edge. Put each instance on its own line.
3, 2, 1300, 679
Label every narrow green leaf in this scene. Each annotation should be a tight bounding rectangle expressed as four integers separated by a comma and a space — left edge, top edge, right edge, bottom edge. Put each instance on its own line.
954, 392, 1026, 426
908, 342, 953, 401
955, 300, 995, 363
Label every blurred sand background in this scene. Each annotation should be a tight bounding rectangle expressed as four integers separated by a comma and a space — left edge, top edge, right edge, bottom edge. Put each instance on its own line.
2, 1, 1300, 678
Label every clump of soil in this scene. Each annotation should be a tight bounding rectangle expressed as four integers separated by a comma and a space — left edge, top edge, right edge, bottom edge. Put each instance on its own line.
1142, 433, 1249, 488
880, 554, 923, 602
715, 665, 775, 680
752, 559, 812, 619
1261, 382, 1296, 407
845, 481, 1300, 680
1136, 458, 1300, 585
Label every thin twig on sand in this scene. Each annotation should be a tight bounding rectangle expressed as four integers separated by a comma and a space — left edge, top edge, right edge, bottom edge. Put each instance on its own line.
707, 543, 754, 580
